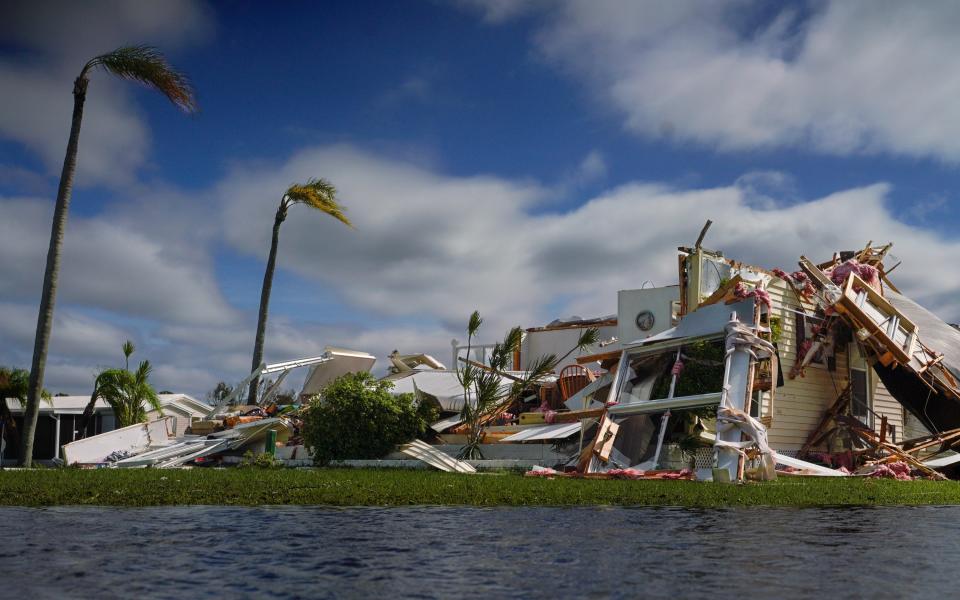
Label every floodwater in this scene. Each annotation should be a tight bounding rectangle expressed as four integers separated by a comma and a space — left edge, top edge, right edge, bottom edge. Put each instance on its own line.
2, 505, 956, 599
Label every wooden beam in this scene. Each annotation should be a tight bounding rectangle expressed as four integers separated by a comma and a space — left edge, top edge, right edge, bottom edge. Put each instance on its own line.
576, 348, 622, 365
694, 219, 713, 250
549, 408, 606, 423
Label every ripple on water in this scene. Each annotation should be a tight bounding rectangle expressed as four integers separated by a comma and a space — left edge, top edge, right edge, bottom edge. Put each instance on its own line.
3, 505, 959, 599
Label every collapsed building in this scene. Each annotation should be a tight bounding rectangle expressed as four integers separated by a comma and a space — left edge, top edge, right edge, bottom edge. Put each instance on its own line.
52, 224, 960, 481
411, 229, 960, 481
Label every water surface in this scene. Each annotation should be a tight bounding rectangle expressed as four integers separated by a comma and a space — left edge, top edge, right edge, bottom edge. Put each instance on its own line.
2, 505, 955, 599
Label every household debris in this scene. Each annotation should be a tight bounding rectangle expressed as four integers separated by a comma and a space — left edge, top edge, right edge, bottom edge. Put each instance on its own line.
48, 227, 960, 483
398, 439, 476, 473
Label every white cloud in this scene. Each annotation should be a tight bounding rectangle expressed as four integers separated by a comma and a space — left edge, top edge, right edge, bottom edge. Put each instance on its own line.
0, 0, 212, 187
219, 145, 550, 335
4, 145, 960, 397
575, 150, 607, 183
454, 0, 542, 24
222, 144, 960, 331
0, 303, 128, 362
475, 0, 960, 161
0, 195, 235, 325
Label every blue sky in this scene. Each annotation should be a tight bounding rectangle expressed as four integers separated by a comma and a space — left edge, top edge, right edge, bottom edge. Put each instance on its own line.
2, 0, 960, 397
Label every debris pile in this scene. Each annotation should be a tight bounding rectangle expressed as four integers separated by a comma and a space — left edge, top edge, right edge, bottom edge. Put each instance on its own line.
53, 228, 960, 484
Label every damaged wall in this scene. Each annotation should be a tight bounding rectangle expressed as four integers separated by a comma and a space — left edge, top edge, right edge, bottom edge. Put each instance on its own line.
756, 277, 906, 451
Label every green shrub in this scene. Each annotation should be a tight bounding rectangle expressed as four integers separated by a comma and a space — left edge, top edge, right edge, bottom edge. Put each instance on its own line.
302, 372, 434, 464
239, 450, 281, 469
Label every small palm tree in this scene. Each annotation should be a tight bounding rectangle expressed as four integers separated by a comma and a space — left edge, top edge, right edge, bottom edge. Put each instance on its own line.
454, 311, 599, 460
247, 179, 352, 404
19, 46, 197, 466
0, 367, 50, 463
122, 340, 135, 370
80, 344, 162, 432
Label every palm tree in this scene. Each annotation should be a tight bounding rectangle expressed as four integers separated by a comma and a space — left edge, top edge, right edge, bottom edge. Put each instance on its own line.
122, 340, 135, 370
19, 46, 197, 466
0, 367, 49, 464
80, 343, 162, 432
247, 179, 352, 404
454, 312, 599, 460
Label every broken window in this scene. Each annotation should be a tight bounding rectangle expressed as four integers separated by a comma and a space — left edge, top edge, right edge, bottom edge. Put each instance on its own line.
849, 342, 873, 428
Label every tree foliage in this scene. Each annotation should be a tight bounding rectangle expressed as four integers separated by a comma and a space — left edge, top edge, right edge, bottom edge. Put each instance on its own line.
1, 367, 49, 452
302, 372, 435, 464
281, 178, 351, 227
83, 45, 197, 113
455, 311, 599, 459
19, 44, 196, 466
81, 343, 162, 431
206, 381, 234, 405
247, 177, 352, 404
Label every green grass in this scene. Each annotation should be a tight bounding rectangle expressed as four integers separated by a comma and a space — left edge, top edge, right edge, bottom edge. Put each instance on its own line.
2, 468, 960, 507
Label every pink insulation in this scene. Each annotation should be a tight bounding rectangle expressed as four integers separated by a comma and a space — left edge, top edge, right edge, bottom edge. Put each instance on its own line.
607, 468, 646, 479
865, 461, 912, 480
825, 259, 881, 292
733, 282, 773, 310
771, 268, 816, 297
524, 467, 559, 477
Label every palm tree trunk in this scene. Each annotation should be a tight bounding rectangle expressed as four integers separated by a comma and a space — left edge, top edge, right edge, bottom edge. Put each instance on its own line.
19, 75, 88, 467
248, 207, 285, 404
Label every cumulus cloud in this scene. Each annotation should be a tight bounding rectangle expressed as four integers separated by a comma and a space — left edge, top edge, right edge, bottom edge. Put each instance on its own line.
467, 0, 960, 161
0, 195, 234, 325
0, 0, 212, 187
0, 303, 130, 393
222, 144, 960, 335
4, 145, 959, 396
219, 145, 550, 335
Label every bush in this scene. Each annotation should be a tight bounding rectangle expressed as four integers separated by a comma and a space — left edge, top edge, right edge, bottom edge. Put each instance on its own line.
302, 372, 436, 464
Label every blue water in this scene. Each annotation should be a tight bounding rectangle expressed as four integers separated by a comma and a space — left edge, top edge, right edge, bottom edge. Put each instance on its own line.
2, 505, 956, 599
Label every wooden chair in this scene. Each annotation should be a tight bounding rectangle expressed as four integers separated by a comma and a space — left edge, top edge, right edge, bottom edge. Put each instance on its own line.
558, 364, 591, 404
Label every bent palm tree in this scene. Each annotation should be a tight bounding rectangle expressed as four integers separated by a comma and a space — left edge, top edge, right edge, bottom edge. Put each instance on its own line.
80, 342, 162, 432
20, 46, 196, 466
247, 179, 351, 404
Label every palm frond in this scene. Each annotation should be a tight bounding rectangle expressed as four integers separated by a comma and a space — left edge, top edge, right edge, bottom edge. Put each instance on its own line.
576, 327, 601, 351
521, 353, 559, 385
556, 327, 601, 364
285, 178, 352, 227
82, 360, 161, 431
86, 45, 197, 113
0, 366, 51, 406
467, 311, 483, 337
135, 360, 162, 415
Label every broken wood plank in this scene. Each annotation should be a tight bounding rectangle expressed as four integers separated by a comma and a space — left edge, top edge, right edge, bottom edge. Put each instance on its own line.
594, 418, 619, 462
576, 348, 622, 365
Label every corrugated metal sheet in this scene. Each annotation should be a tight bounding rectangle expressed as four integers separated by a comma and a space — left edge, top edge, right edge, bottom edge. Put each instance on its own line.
430, 414, 463, 432
398, 440, 476, 473
499, 422, 582, 442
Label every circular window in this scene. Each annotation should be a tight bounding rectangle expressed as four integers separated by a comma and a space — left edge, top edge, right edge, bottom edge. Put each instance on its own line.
635, 310, 655, 331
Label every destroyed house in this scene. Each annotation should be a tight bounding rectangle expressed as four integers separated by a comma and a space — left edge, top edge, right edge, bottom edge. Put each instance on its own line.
2, 393, 211, 464
677, 244, 928, 455
568, 239, 960, 475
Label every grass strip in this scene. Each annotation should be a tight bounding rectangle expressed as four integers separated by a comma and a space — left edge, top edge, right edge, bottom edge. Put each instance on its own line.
2, 468, 960, 507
